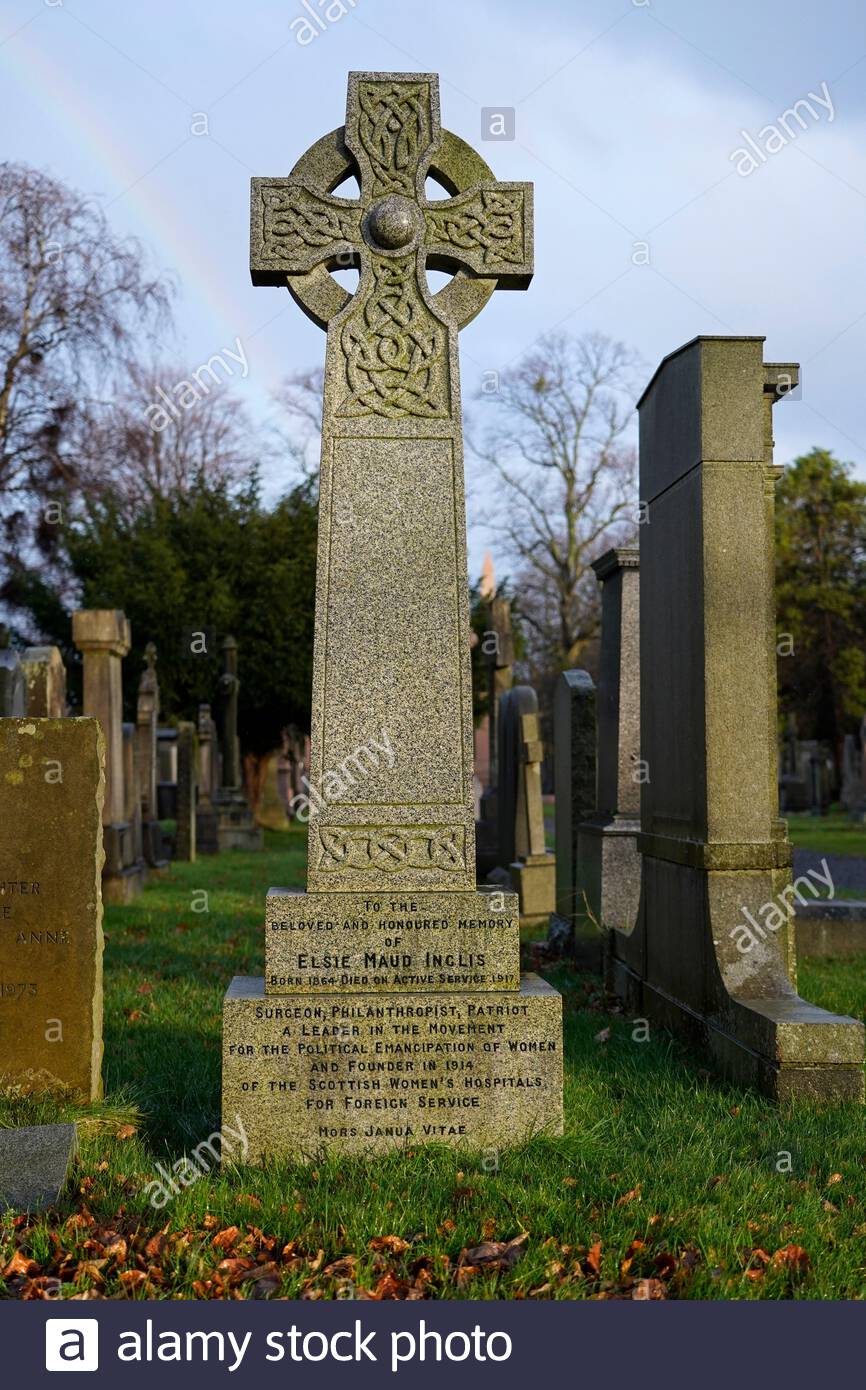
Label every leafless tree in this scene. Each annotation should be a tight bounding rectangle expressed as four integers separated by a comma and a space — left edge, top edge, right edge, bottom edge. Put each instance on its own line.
471, 331, 640, 672
77, 360, 266, 519
0, 161, 172, 512
272, 368, 323, 483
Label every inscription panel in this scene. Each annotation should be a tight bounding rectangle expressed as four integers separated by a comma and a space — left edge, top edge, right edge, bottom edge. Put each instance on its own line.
0, 719, 104, 1099
319, 437, 467, 807
265, 889, 520, 993
223, 974, 562, 1159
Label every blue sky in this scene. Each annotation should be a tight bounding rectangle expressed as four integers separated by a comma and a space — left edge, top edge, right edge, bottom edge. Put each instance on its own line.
4, 0, 866, 576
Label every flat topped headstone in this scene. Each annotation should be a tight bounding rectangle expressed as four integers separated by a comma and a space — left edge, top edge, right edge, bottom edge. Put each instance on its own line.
21, 646, 66, 719
0, 718, 105, 1099
0, 1123, 77, 1211
224, 70, 561, 1162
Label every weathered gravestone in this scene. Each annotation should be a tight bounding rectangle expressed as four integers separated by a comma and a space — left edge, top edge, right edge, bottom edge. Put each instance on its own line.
214, 637, 263, 851
175, 721, 197, 863
72, 610, 143, 903
122, 723, 146, 882
0, 628, 25, 717
223, 69, 562, 1160
21, 646, 66, 718
476, 594, 514, 876
581, 548, 642, 969
195, 703, 220, 854
136, 644, 168, 870
0, 1124, 77, 1211
496, 686, 555, 924
156, 727, 178, 821
622, 335, 864, 1099
0, 718, 105, 1099
549, 669, 597, 960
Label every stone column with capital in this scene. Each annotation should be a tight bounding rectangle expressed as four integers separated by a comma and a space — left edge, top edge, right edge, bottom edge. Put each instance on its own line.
196, 702, 220, 854
72, 609, 144, 903
135, 643, 168, 870
213, 636, 263, 851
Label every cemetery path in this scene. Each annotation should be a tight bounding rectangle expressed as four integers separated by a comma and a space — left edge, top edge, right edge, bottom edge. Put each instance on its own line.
794, 849, 866, 894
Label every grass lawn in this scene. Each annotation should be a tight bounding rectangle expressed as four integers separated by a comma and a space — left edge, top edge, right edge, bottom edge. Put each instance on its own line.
786, 810, 866, 859
4, 828, 866, 1300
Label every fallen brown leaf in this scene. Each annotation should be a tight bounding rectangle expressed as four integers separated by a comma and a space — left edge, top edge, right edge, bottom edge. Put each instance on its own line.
369, 1235, 410, 1255
771, 1244, 810, 1273
458, 1232, 528, 1273
632, 1278, 666, 1300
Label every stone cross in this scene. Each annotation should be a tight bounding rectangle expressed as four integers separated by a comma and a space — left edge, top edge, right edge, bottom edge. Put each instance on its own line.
251, 71, 532, 892
224, 70, 561, 1165
135, 644, 159, 826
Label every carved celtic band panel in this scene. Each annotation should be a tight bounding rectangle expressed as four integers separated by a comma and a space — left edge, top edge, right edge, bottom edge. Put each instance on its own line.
315, 825, 467, 874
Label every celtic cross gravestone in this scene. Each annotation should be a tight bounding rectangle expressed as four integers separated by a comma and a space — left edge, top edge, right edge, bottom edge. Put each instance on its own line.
223, 71, 562, 1161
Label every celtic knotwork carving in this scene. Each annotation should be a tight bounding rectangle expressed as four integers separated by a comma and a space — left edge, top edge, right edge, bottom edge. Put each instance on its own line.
316, 826, 466, 874
425, 188, 525, 269
259, 185, 362, 260
337, 255, 449, 419
356, 81, 432, 197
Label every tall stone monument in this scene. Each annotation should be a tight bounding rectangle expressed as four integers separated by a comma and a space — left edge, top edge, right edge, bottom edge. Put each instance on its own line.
72, 610, 143, 903
581, 548, 642, 970
196, 703, 220, 854
223, 70, 562, 1160
135, 644, 168, 870
628, 335, 864, 1099
549, 669, 597, 960
21, 647, 66, 718
214, 637, 262, 851
0, 718, 105, 1099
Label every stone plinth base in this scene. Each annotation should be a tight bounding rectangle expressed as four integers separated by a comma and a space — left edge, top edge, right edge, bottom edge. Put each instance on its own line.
102, 862, 145, 905
196, 806, 219, 855
510, 853, 555, 926
547, 911, 604, 970
214, 791, 263, 852
795, 902, 866, 958
222, 974, 563, 1162
577, 814, 641, 934
142, 821, 169, 874
614, 854, 866, 1100
265, 888, 520, 993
